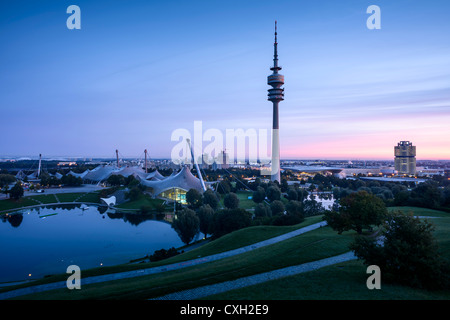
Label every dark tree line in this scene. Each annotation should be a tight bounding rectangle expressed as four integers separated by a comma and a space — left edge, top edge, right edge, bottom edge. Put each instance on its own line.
173, 189, 253, 245
288, 172, 450, 212
40, 173, 83, 187
172, 178, 329, 246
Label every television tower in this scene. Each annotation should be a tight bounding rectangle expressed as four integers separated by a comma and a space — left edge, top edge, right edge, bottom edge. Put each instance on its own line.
267, 21, 284, 182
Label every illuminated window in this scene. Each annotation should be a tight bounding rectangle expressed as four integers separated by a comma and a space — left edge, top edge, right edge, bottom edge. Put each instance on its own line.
159, 188, 188, 204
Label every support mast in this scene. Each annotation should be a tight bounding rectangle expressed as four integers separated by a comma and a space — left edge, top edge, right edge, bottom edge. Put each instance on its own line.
37, 154, 42, 178
187, 138, 207, 192
144, 149, 148, 173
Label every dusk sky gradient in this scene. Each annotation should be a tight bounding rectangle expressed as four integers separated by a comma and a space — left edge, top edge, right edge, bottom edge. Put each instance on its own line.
1, 0, 449, 160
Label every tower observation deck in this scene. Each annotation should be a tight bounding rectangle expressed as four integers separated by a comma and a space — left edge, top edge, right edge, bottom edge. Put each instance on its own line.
268, 21, 284, 182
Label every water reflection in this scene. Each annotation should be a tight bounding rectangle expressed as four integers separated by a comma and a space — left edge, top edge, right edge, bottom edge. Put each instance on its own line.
1, 204, 165, 228
106, 210, 162, 227
1, 213, 24, 228
0, 204, 184, 283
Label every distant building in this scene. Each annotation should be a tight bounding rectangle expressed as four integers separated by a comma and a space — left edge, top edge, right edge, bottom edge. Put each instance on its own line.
217, 150, 229, 169
394, 141, 416, 175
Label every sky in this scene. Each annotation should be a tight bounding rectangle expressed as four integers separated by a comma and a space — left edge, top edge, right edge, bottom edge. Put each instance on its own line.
1, 0, 449, 161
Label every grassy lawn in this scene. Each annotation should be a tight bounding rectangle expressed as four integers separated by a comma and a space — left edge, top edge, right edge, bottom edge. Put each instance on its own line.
75, 192, 101, 204
205, 259, 450, 300
218, 190, 256, 210
116, 194, 164, 210
388, 206, 450, 218
0, 197, 38, 212
55, 192, 86, 203
28, 194, 58, 204
235, 190, 256, 209
0, 192, 102, 214
169, 215, 324, 261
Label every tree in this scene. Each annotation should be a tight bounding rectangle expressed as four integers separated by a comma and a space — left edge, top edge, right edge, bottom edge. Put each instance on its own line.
286, 187, 298, 201
223, 192, 239, 209
252, 186, 266, 204
394, 190, 410, 206
0, 174, 16, 187
270, 200, 285, 216
409, 182, 442, 209
2, 184, 10, 198
297, 188, 308, 202
217, 180, 231, 194
149, 247, 180, 262
442, 186, 450, 207
106, 174, 125, 186
280, 179, 289, 192
350, 211, 450, 290
61, 174, 82, 186
273, 200, 304, 226
9, 182, 24, 200
324, 190, 387, 234
186, 188, 203, 209
212, 208, 252, 238
202, 189, 220, 210
303, 198, 325, 217
285, 200, 304, 219
197, 204, 215, 238
126, 186, 143, 201
172, 208, 200, 245
266, 185, 281, 202
125, 175, 139, 187
254, 203, 272, 218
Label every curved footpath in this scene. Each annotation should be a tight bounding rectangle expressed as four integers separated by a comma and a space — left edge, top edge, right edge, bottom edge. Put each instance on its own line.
0, 221, 333, 300
151, 251, 356, 300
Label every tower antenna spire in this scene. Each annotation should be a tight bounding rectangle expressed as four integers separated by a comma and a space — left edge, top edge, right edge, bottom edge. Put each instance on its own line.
273, 20, 278, 70
275, 20, 277, 43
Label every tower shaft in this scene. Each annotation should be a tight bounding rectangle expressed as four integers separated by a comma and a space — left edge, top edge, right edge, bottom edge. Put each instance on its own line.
267, 21, 284, 182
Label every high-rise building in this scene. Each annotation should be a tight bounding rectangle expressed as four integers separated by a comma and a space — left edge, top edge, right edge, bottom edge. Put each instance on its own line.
394, 141, 416, 175
217, 150, 229, 169
267, 21, 284, 182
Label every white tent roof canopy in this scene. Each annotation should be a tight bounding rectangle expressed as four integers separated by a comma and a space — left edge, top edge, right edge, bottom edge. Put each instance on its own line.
67, 169, 90, 179
83, 165, 120, 182
111, 165, 148, 180
139, 166, 210, 196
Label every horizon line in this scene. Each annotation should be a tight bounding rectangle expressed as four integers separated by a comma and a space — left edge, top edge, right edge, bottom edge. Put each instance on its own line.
1, 155, 450, 162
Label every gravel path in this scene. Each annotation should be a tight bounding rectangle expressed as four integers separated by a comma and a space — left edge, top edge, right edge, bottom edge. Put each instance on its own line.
151, 251, 357, 300
0, 221, 327, 300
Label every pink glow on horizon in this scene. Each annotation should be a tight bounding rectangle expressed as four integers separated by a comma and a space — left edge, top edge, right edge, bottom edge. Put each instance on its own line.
280, 118, 450, 160
277, 92, 450, 160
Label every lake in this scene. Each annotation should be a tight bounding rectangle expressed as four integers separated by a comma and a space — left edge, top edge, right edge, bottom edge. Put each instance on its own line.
0, 204, 185, 283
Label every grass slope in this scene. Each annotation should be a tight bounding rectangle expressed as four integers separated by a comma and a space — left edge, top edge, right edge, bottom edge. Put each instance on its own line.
205, 259, 450, 300
206, 206, 450, 300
